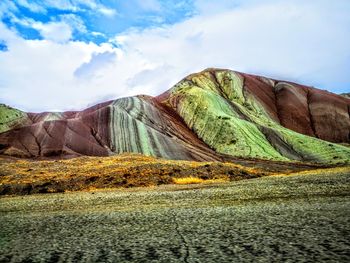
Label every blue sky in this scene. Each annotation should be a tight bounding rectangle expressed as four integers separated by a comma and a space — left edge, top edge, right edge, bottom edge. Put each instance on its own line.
1, 0, 195, 43
0, 0, 349, 111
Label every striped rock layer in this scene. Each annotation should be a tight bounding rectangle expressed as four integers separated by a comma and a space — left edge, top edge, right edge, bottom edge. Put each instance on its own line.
0, 69, 349, 164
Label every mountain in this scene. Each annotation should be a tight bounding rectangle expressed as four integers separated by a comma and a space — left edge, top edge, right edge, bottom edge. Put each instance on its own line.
0, 68, 349, 164
341, 93, 350, 99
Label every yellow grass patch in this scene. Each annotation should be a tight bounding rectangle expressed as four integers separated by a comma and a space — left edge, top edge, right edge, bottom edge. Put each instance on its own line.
173, 177, 230, 185
173, 177, 204, 184
271, 166, 350, 177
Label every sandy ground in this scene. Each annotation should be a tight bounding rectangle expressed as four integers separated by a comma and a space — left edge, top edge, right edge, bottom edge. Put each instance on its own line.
0, 168, 349, 262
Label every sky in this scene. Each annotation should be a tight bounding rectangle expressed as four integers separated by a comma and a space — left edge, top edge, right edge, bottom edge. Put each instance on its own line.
0, 0, 349, 112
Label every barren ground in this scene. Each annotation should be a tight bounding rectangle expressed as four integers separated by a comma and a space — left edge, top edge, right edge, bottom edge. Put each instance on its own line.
1, 167, 349, 262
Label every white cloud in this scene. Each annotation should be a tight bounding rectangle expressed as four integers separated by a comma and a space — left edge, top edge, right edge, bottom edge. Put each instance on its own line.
0, 0, 349, 112
97, 7, 117, 17
12, 0, 117, 16
42, 0, 80, 12
0, 23, 134, 111
91, 31, 105, 37
5, 13, 88, 42
32, 21, 73, 42
74, 51, 117, 79
126, 64, 175, 96
113, 0, 350, 93
15, 0, 46, 13
0, 0, 18, 19
137, 0, 162, 12
59, 0, 117, 16
193, 0, 239, 15
59, 14, 87, 34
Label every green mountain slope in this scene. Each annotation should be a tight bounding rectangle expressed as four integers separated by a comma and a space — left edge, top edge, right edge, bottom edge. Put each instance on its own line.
161, 69, 350, 164
0, 104, 30, 133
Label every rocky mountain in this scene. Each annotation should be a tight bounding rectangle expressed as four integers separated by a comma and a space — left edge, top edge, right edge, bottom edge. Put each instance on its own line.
340, 93, 350, 99
0, 69, 349, 164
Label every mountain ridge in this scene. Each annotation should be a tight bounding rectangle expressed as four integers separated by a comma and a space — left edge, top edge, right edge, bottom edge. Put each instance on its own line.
0, 68, 349, 164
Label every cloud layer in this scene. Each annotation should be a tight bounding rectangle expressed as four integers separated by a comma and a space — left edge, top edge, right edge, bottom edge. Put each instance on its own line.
0, 0, 349, 111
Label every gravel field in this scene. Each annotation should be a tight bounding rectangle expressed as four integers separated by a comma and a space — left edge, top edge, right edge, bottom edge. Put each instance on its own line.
1, 168, 350, 262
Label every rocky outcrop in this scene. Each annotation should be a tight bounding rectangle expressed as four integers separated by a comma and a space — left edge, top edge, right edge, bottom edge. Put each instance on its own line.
0, 69, 349, 164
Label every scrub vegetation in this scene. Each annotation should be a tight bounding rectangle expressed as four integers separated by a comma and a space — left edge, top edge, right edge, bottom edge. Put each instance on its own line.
0, 154, 262, 195
1, 153, 346, 195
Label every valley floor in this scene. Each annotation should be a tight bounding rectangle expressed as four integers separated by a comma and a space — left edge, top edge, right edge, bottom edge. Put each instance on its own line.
0, 167, 350, 262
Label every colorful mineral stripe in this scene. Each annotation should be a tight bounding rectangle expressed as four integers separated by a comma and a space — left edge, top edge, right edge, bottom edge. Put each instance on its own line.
0, 69, 349, 164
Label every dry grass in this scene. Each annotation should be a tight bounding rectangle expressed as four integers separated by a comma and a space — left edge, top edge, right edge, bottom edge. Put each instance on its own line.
0, 153, 342, 195
173, 177, 205, 184
271, 166, 350, 177
0, 153, 262, 195
173, 177, 229, 185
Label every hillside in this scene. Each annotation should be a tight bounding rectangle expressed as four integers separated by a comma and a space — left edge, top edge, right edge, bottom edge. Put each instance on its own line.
341, 93, 350, 99
0, 69, 349, 164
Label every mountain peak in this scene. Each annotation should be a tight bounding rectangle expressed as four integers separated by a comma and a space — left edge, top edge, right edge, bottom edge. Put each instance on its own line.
1, 69, 349, 164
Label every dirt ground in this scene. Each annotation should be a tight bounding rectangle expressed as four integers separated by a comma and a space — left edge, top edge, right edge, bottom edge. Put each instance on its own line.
1, 167, 349, 262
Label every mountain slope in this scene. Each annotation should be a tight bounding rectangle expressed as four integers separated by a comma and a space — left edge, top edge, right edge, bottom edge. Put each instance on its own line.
0, 96, 219, 161
0, 104, 31, 133
0, 69, 349, 164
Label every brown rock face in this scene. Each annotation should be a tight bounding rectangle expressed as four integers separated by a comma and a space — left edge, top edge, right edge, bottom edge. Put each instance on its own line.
274, 83, 314, 137
308, 91, 350, 142
240, 73, 350, 143
0, 103, 112, 158
273, 84, 350, 143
